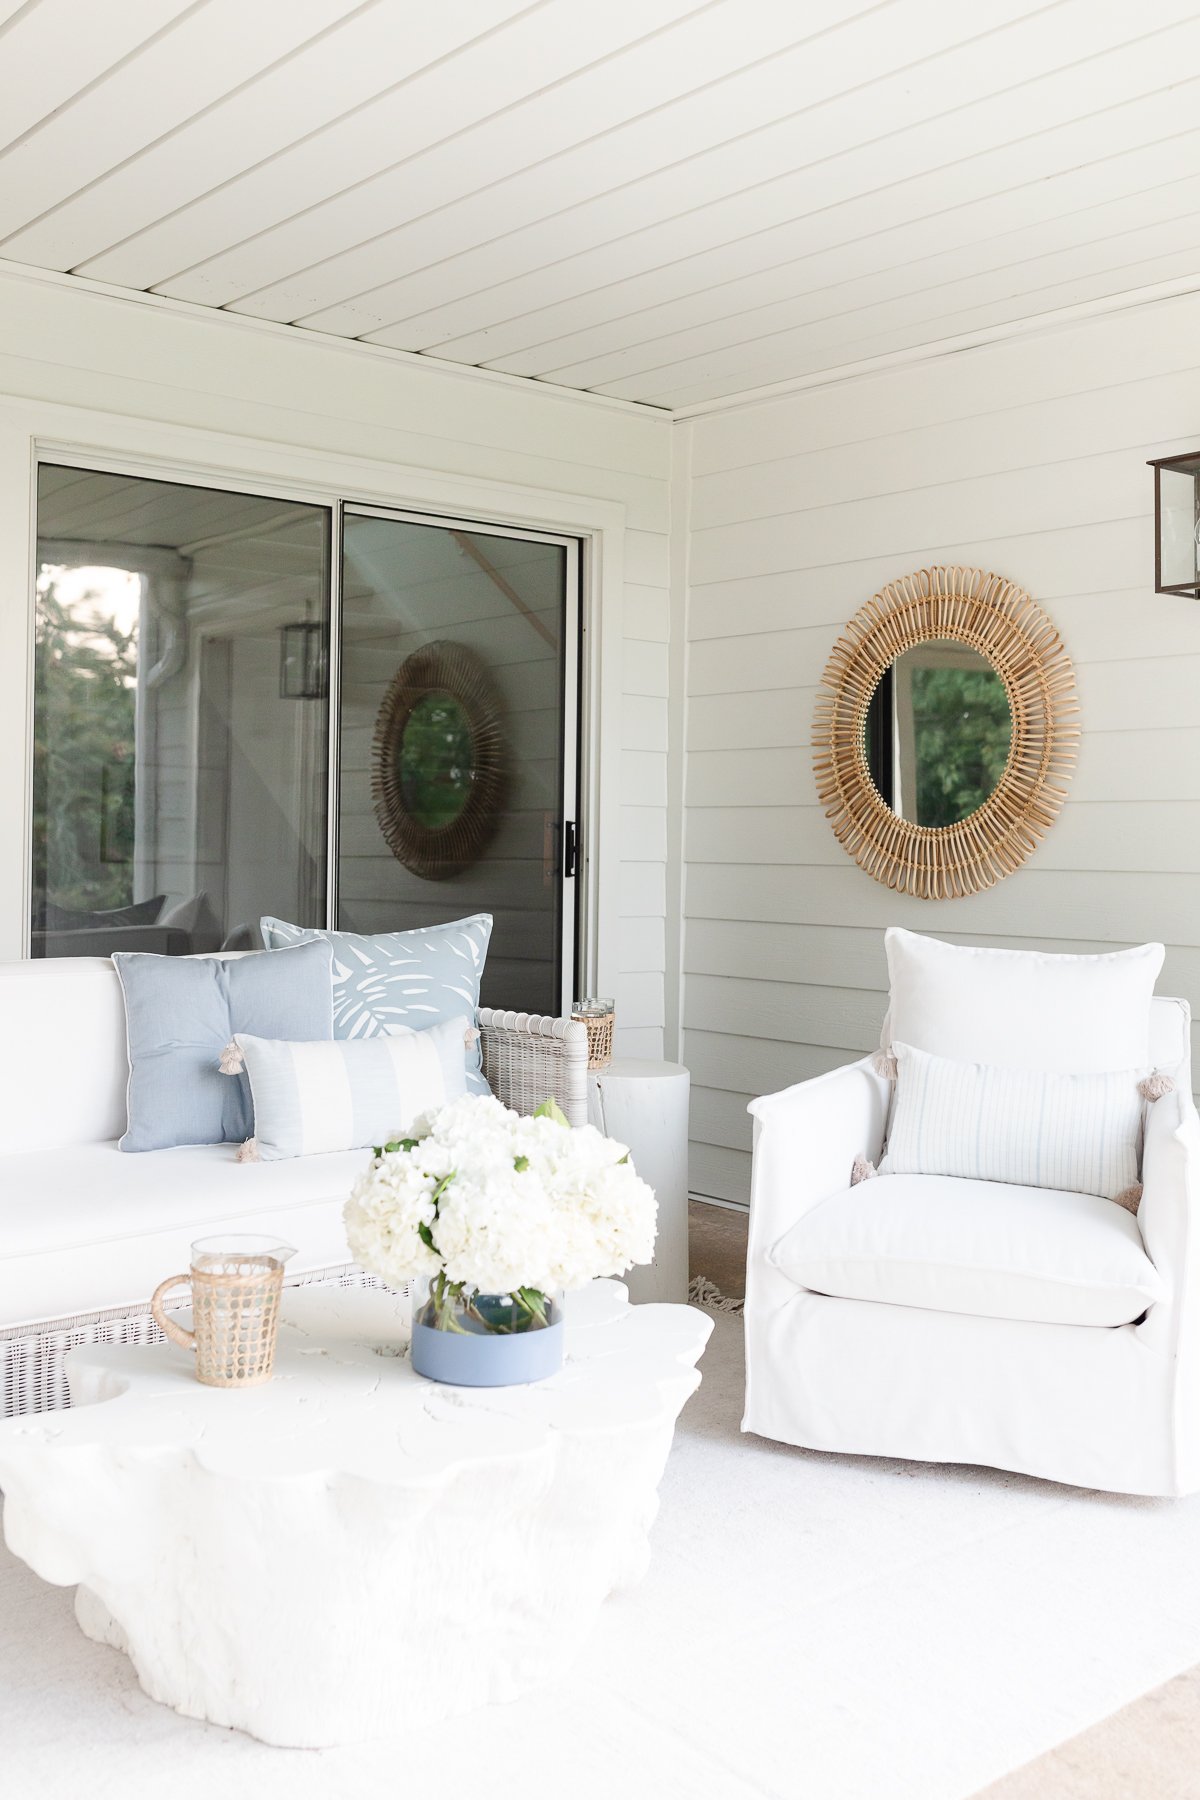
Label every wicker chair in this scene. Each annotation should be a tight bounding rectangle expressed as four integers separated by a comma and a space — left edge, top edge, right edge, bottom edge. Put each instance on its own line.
2, 1005, 588, 1418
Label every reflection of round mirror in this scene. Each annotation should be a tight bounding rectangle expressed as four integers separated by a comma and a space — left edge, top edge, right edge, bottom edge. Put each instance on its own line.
397, 692, 475, 830
372, 641, 505, 881
862, 638, 1012, 828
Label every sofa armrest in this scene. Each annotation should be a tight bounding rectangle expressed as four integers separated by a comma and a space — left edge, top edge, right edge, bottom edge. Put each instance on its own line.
1137, 1087, 1200, 1317
476, 1008, 589, 1128
746, 1057, 890, 1267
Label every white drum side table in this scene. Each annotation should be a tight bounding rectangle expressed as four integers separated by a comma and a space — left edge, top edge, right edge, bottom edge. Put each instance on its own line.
0, 1281, 710, 1748
588, 1059, 690, 1303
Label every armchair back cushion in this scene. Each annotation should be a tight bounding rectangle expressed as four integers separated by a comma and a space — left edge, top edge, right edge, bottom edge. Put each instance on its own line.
882, 928, 1163, 1073
880, 1042, 1145, 1201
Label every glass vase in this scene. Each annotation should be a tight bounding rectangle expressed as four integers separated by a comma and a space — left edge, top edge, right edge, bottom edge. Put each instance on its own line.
409, 1274, 563, 1387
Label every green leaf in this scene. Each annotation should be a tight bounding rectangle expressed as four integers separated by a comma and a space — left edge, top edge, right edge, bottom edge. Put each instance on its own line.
513, 1154, 529, 1172
417, 1221, 437, 1253
533, 1096, 570, 1129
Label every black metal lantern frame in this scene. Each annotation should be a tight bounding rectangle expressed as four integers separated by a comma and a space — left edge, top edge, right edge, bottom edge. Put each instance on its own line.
1148, 450, 1200, 598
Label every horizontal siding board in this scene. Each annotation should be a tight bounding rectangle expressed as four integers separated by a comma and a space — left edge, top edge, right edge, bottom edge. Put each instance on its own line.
685, 973, 885, 1052
615, 1025, 666, 1060
685, 802, 1200, 875
684, 1028, 855, 1096
620, 749, 668, 808
687, 521, 1150, 632
688, 289, 1200, 474
689, 1143, 751, 1206
688, 1084, 754, 1154
619, 860, 666, 918
686, 862, 1200, 945
684, 920, 1200, 1001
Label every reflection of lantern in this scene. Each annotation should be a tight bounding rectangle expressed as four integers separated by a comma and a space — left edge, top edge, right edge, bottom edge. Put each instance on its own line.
1148, 450, 1200, 597
279, 621, 327, 699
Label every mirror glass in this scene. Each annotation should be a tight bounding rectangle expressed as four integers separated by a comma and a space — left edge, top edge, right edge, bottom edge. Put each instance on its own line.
863, 640, 1012, 828
396, 692, 475, 830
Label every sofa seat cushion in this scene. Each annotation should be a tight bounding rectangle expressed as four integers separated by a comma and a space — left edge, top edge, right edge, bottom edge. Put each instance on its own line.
770, 1174, 1166, 1328
0, 1142, 373, 1333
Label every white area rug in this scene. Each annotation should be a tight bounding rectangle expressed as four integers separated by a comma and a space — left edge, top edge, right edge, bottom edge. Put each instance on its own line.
3, 1310, 1200, 1800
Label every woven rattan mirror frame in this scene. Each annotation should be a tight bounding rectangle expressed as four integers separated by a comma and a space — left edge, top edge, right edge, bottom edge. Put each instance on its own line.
814, 567, 1078, 899
372, 640, 505, 881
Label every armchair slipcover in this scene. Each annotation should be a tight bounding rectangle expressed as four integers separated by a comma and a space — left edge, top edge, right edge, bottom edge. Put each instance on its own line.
743, 996, 1200, 1496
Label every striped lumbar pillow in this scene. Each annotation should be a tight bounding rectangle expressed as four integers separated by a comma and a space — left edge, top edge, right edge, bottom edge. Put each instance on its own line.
235, 1017, 471, 1161
880, 1041, 1146, 1202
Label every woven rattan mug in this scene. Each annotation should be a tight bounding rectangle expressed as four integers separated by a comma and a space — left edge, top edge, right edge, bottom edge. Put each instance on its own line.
151, 1236, 296, 1388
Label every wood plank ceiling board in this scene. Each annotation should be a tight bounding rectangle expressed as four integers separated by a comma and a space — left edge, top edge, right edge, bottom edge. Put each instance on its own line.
130, 0, 714, 307
226, 0, 879, 330
354, 2, 1200, 369
0, 0, 375, 240
336, 0, 1068, 350
4, 2, 537, 276
2, 0, 1200, 408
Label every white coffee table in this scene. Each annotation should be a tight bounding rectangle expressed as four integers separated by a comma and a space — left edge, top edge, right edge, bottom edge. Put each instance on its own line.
0, 1280, 710, 1748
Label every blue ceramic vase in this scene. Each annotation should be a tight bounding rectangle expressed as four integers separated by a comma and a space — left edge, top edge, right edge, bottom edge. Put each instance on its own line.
409, 1280, 564, 1387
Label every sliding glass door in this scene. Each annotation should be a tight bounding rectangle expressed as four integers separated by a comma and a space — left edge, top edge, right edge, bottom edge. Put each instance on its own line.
338, 508, 579, 1016
31, 468, 582, 1013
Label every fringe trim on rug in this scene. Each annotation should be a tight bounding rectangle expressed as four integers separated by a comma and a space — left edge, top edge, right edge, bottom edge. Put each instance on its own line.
687, 1275, 745, 1315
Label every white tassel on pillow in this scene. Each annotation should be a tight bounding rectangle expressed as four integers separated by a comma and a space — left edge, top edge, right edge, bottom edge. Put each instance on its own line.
236, 1137, 260, 1164
218, 1039, 245, 1076
1138, 1072, 1175, 1102
1113, 1182, 1143, 1213
871, 1051, 898, 1081
850, 1156, 876, 1185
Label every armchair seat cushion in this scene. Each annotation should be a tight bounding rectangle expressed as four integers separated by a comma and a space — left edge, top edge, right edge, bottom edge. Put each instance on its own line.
771, 1174, 1166, 1328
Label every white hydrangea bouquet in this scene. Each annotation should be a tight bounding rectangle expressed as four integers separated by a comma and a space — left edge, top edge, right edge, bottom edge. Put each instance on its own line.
344, 1093, 657, 1338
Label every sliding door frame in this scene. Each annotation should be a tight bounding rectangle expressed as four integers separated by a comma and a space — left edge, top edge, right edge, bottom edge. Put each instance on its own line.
338, 501, 584, 1010
9, 417, 622, 1011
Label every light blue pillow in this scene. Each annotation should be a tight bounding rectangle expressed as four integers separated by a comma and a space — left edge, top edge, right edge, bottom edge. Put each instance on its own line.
259, 913, 492, 1094
113, 940, 335, 1152
236, 1017, 471, 1161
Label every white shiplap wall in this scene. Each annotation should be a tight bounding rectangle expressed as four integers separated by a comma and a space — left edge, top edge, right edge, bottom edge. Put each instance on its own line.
680, 289, 1200, 1204
0, 268, 672, 1055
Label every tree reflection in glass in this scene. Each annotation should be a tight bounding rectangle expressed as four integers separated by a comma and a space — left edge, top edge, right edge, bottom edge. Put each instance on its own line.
864, 641, 1012, 828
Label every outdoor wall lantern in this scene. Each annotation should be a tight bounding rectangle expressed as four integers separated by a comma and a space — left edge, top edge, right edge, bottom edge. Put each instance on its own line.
1148, 450, 1200, 598
279, 620, 328, 699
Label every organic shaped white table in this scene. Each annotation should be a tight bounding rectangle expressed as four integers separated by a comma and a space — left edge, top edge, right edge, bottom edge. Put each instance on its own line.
0, 1280, 711, 1747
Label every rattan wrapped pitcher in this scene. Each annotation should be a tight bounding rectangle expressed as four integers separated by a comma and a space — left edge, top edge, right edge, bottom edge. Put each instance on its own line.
151, 1236, 296, 1388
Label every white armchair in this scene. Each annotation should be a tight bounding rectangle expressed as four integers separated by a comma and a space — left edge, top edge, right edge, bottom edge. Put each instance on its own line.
743, 996, 1200, 1497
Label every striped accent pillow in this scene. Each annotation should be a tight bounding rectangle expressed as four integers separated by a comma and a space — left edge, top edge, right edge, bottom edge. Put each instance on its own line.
235, 1017, 471, 1162
880, 1041, 1146, 1202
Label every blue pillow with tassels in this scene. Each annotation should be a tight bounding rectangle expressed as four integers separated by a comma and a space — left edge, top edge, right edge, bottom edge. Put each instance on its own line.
112, 939, 334, 1152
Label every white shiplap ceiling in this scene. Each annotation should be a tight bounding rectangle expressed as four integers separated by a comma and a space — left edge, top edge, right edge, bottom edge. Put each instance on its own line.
2, 0, 1200, 412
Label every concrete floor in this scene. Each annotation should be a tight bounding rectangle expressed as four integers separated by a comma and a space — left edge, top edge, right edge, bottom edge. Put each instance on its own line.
687, 1197, 1196, 1798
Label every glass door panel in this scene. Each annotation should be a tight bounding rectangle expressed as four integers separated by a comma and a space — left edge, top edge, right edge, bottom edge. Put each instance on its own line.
338, 510, 577, 1015
32, 464, 330, 957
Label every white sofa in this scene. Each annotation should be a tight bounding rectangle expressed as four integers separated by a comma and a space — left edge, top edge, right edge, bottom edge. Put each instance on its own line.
0, 956, 588, 1416
744, 994, 1200, 1497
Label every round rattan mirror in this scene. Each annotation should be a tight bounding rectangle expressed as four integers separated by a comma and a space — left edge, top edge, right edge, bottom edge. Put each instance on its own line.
814, 567, 1078, 899
372, 640, 505, 881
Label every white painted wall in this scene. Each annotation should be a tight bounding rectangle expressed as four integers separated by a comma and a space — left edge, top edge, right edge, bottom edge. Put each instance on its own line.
679, 289, 1200, 1204
0, 266, 672, 1055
